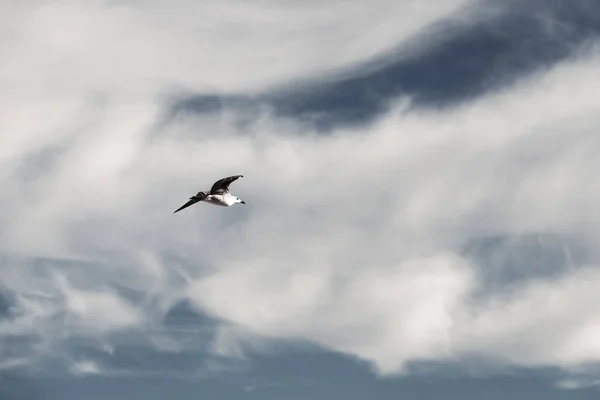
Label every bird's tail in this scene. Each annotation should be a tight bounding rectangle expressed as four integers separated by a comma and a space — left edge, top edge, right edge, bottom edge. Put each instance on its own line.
173, 191, 207, 213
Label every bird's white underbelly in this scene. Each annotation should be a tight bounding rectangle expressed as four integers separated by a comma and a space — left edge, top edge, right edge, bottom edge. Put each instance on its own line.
205, 194, 233, 207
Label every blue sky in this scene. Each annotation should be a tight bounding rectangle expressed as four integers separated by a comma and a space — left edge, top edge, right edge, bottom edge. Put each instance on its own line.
2, 0, 600, 399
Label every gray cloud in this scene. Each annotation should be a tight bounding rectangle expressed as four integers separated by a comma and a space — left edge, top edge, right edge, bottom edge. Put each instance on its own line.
1, 0, 600, 387
170, 0, 600, 131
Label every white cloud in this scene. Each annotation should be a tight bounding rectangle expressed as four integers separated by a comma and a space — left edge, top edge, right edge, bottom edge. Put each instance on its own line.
0, 357, 30, 371
69, 360, 102, 376
60, 279, 144, 335
556, 376, 600, 390
1, 0, 600, 381
190, 253, 474, 374
454, 266, 600, 366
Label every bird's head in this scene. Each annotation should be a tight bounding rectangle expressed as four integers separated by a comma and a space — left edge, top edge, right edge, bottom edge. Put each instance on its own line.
236, 197, 246, 205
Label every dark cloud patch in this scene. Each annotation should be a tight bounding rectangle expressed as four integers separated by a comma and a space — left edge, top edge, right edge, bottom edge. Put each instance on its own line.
168, 0, 600, 132
462, 233, 591, 295
0, 289, 12, 318
4, 350, 599, 400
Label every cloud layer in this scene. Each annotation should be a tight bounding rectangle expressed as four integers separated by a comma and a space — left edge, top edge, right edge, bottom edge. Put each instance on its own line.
2, 0, 600, 381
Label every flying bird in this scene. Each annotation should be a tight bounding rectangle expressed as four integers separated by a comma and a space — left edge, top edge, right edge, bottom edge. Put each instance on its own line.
174, 175, 246, 213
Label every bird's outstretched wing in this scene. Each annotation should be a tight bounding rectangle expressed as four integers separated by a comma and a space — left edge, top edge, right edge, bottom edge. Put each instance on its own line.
173, 192, 207, 213
210, 175, 243, 194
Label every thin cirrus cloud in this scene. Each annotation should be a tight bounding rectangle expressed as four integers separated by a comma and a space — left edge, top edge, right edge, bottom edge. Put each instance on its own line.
1, 0, 600, 387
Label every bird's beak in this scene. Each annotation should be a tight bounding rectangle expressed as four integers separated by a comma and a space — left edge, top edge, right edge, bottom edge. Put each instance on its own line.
241, 200, 246, 204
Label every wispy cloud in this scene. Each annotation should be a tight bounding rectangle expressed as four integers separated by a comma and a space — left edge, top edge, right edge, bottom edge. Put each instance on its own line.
556, 376, 600, 390
1, 0, 600, 385
69, 360, 102, 376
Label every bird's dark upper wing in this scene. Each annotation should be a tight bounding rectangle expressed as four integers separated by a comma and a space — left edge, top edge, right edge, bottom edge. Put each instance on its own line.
210, 175, 243, 194
173, 192, 207, 213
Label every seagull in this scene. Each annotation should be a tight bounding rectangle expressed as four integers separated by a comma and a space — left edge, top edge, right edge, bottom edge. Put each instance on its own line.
174, 175, 246, 213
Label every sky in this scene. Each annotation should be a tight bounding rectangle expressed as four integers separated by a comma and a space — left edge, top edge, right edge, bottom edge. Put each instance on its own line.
1, 0, 600, 399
